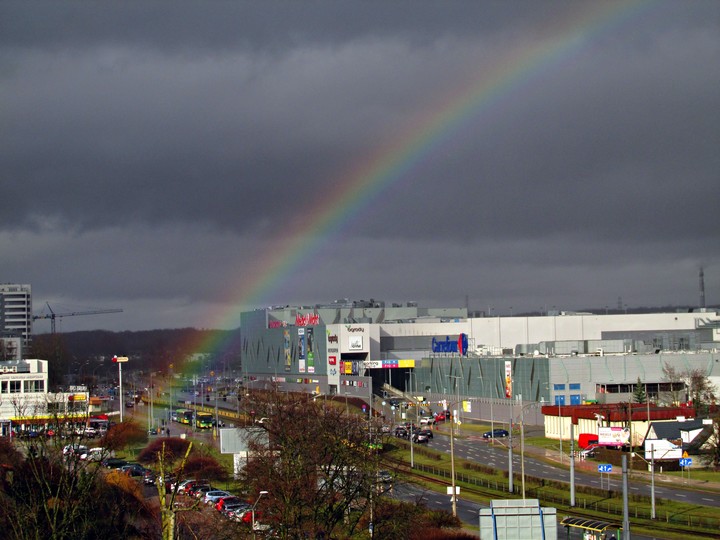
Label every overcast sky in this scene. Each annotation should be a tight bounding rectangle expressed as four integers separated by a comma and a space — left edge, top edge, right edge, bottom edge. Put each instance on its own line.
2, 1, 719, 333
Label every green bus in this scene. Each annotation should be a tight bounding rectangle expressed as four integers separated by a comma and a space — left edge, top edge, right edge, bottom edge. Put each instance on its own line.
176, 409, 194, 425
195, 412, 213, 429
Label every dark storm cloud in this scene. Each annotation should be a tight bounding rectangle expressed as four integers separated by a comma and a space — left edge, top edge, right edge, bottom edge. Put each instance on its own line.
1, 1, 718, 331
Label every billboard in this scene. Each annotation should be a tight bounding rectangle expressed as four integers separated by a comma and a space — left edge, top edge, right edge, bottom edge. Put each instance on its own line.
599, 427, 630, 447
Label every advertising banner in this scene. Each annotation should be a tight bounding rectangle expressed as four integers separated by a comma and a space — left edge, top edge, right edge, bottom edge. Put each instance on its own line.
504, 360, 513, 398
599, 427, 630, 447
298, 328, 306, 373
306, 328, 315, 373
283, 329, 291, 372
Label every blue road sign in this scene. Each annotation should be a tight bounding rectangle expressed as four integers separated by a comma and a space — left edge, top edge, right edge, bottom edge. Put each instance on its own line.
679, 458, 692, 467
598, 464, 613, 473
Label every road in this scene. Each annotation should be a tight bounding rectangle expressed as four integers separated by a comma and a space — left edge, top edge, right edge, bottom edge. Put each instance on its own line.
425, 429, 720, 509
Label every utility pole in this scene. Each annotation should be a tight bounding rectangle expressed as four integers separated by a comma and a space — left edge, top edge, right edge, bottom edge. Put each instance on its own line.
622, 455, 631, 539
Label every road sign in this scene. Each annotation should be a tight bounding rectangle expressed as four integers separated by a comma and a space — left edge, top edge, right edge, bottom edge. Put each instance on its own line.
679, 458, 692, 467
598, 464, 613, 473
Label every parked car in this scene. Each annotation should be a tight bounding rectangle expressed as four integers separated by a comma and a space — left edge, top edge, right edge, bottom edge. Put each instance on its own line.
181, 480, 207, 494
171, 478, 195, 492
187, 484, 215, 499
63, 444, 88, 457
121, 463, 150, 477
143, 470, 157, 485
420, 416, 435, 426
222, 502, 250, 518
102, 457, 129, 469
394, 427, 409, 439
482, 429, 509, 439
434, 411, 452, 422
215, 496, 243, 511
204, 490, 232, 505
81, 447, 112, 461
193, 485, 214, 499
417, 428, 433, 439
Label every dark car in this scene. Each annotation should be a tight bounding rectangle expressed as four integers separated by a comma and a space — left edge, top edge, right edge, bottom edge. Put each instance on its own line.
121, 463, 150, 477
102, 457, 129, 469
411, 432, 429, 443
482, 429, 510, 439
394, 427, 409, 439
417, 429, 433, 439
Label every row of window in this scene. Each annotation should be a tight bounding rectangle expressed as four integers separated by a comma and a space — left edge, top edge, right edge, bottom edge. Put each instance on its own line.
0, 379, 45, 393
553, 383, 581, 391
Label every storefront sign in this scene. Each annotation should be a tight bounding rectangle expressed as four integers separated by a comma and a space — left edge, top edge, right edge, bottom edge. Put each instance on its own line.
431, 334, 468, 355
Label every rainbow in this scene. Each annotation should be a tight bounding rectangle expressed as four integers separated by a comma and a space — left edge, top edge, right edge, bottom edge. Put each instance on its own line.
186, 0, 657, 361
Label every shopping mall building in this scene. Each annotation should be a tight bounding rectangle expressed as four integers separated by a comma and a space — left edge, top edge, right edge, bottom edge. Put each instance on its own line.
239, 300, 720, 426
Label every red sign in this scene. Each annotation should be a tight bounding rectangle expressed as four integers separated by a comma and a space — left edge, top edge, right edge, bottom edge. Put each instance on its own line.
295, 313, 320, 326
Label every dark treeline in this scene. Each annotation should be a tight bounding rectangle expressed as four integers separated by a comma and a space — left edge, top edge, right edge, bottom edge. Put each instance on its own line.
29, 328, 242, 389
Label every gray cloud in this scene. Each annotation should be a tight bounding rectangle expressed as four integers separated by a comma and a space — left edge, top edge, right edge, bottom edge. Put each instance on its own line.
2, 1, 718, 331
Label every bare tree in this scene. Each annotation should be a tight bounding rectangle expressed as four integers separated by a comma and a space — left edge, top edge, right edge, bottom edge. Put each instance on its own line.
242, 389, 389, 539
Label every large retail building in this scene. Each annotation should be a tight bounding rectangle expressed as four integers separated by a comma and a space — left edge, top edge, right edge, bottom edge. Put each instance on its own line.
239, 300, 720, 425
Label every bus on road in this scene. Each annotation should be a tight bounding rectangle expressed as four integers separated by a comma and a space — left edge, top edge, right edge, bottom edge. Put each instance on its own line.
176, 409, 194, 425
195, 412, 213, 429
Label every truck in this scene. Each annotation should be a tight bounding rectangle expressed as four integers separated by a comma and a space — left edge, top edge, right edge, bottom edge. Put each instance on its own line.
578, 433, 599, 449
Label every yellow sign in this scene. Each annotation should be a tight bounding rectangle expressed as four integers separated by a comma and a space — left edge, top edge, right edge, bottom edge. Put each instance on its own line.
682, 451, 689, 458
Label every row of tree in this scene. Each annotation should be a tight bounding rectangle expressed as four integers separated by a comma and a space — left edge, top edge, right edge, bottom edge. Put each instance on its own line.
1, 388, 473, 539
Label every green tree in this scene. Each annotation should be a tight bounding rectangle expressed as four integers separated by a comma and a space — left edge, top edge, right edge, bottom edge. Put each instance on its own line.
633, 377, 647, 404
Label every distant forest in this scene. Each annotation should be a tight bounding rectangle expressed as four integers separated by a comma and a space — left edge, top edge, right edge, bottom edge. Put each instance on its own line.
29, 328, 242, 390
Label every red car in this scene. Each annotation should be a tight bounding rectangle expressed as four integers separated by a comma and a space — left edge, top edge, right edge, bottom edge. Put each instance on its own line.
434, 411, 452, 422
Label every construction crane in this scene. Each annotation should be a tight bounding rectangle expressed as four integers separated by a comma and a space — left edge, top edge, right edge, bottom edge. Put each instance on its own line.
33, 302, 123, 334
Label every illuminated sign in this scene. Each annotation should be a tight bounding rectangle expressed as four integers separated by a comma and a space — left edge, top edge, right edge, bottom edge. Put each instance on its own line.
431, 334, 468, 355
296, 313, 320, 326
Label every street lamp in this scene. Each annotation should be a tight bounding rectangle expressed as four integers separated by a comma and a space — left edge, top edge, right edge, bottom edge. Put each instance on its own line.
251, 490, 269, 537
112, 356, 129, 422
448, 375, 463, 519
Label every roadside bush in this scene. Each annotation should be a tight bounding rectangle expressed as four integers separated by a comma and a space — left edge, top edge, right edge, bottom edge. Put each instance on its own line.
137, 437, 191, 464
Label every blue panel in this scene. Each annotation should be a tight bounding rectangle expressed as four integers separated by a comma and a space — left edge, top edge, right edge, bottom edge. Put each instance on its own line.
570, 394, 582, 405
569, 383, 581, 390
554, 395, 566, 406
553, 384, 566, 391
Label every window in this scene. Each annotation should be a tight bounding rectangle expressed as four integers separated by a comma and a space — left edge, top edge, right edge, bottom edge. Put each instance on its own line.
569, 383, 581, 390
9, 380, 21, 393
0, 380, 6, 393
554, 384, 566, 391
24, 380, 44, 393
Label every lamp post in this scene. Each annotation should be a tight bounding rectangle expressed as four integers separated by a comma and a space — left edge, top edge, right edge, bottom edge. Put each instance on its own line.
447, 376, 463, 519
251, 490, 269, 538
112, 356, 129, 422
